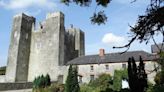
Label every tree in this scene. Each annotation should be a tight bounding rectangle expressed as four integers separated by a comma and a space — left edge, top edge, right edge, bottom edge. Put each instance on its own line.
60, 0, 164, 52
89, 73, 113, 91
45, 74, 51, 87
61, 0, 111, 25
137, 56, 148, 92
61, 0, 164, 90
65, 65, 80, 92
33, 74, 51, 89
128, 56, 147, 92
72, 66, 80, 92
113, 69, 128, 91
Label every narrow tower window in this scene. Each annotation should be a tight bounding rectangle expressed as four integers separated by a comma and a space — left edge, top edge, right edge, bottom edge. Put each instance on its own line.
90, 65, 94, 71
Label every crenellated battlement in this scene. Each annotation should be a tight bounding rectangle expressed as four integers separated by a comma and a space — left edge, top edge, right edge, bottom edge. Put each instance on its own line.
46, 12, 64, 19
5, 11, 85, 83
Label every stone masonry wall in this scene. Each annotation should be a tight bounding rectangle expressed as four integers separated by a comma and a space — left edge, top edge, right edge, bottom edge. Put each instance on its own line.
5, 12, 85, 83
78, 61, 156, 84
5, 14, 35, 82
28, 12, 66, 82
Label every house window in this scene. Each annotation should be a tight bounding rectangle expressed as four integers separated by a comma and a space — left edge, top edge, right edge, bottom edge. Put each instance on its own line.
90, 65, 94, 71
105, 65, 109, 70
122, 64, 126, 69
90, 75, 94, 81
79, 76, 82, 83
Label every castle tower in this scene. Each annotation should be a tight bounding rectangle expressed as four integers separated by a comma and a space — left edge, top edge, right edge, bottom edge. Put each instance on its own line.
6, 14, 35, 82
67, 28, 85, 56
74, 29, 85, 56
28, 12, 65, 81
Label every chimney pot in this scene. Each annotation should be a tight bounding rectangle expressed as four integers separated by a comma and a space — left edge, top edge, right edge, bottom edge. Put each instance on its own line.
99, 49, 105, 57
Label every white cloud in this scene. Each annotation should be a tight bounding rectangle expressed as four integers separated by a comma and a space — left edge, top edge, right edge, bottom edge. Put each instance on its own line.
24, 10, 41, 16
0, 0, 56, 10
102, 33, 126, 46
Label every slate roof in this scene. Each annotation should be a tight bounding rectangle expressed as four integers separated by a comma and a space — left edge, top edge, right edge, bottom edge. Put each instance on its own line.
151, 43, 164, 53
67, 51, 156, 65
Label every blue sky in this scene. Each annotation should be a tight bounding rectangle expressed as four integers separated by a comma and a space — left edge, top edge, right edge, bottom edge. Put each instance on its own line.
0, 0, 162, 67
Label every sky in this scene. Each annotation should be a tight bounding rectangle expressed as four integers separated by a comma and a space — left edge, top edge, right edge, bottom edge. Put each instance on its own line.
0, 0, 162, 67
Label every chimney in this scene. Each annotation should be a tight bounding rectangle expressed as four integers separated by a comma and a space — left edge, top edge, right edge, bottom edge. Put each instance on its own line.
99, 49, 105, 57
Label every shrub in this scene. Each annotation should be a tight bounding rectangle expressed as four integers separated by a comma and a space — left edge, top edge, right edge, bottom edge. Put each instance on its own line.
113, 69, 128, 91
88, 73, 113, 92
33, 74, 51, 89
48, 83, 65, 92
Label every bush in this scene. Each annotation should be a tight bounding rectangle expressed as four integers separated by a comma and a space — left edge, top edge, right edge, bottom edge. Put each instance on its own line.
80, 84, 95, 92
152, 85, 164, 92
33, 83, 64, 92
88, 73, 113, 92
33, 74, 51, 89
113, 69, 128, 91
48, 83, 65, 92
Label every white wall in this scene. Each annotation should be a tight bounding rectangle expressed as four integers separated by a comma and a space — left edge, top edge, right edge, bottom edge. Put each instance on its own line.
78, 61, 157, 84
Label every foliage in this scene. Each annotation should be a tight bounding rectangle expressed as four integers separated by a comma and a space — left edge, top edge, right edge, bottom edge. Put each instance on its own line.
80, 73, 113, 92
151, 85, 164, 92
0, 66, 6, 75
88, 73, 113, 91
33, 74, 51, 89
128, 56, 148, 92
48, 83, 65, 92
114, 0, 164, 51
154, 72, 162, 85
146, 82, 154, 92
113, 69, 128, 91
80, 84, 101, 92
154, 51, 164, 85
60, 0, 111, 25
61, 0, 164, 56
80, 72, 129, 92
120, 88, 130, 92
33, 83, 65, 92
65, 65, 80, 92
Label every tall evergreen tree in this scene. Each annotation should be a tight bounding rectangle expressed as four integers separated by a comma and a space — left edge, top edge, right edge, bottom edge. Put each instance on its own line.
128, 56, 147, 92
66, 65, 73, 92
137, 56, 148, 92
65, 65, 80, 92
72, 66, 80, 92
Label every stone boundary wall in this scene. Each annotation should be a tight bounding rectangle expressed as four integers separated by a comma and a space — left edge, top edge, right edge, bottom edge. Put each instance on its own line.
0, 82, 33, 91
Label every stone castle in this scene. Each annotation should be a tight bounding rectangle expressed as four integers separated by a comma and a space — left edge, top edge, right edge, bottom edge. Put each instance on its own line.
5, 12, 85, 83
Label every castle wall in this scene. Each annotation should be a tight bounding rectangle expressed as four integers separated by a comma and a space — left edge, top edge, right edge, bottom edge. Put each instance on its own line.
0, 75, 5, 83
64, 28, 85, 64
28, 12, 66, 82
5, 14, 35, 82
74, 29, 85, 56
5, 12, 85, 83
